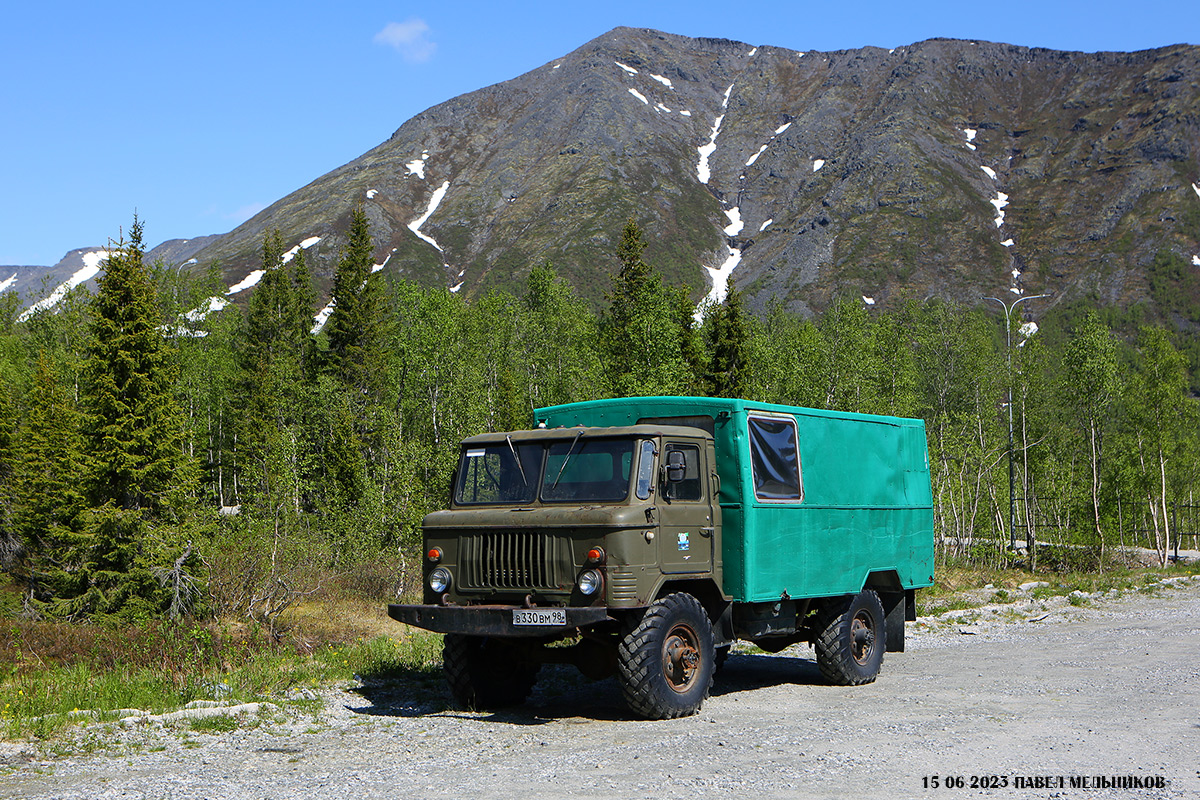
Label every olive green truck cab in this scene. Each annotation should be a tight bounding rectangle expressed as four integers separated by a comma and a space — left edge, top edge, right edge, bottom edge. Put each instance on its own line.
388, 396, 934, 719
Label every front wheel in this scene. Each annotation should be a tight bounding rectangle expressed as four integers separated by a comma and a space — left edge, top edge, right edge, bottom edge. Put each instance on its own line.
814, 590, 885, 686
617, 593, 715, 719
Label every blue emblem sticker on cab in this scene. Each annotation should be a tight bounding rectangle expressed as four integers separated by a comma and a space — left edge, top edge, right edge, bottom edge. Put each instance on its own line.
677, 532, 690, 551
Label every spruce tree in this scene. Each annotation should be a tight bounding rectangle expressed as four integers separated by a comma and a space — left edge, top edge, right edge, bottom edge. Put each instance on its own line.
703, 288, 751, 398
12, 355, 88, 596
83, 219, 193, 514
66, 218, 199, 620
325, 206, 388, 398
603, 218, 693, 395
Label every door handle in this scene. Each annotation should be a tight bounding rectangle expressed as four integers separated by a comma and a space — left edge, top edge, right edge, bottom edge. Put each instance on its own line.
699, 527, 715, 538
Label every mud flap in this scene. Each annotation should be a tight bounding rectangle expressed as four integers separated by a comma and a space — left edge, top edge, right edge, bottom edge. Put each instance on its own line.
882, 592, 906, 652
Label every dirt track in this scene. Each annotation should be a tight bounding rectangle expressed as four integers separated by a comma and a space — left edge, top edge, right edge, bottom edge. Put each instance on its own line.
4, 578, 1199, 799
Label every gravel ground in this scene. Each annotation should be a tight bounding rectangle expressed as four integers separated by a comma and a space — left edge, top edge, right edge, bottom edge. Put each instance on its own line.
3, 577, 1199, 800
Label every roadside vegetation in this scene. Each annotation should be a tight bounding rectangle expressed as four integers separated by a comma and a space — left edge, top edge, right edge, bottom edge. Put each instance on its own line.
1, 211, 1199, 742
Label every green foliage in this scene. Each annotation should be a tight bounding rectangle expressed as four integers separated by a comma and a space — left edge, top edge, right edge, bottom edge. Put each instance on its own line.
703, 288, 751, 398
325, 206, 390, 399
4, 209, 1200, 631
82, 219, 196, 516
603, 218, 701, 395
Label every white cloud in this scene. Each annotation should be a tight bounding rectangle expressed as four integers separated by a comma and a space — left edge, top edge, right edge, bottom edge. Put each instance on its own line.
374, 19, 436, 63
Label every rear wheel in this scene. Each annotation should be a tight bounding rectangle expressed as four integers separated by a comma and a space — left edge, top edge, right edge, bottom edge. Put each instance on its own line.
814, 590, 885, 686
443, 634, 540, 710
617, 593, 715, 719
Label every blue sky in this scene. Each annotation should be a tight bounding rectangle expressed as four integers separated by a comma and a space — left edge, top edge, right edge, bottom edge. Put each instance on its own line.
2, 0, 1195, 265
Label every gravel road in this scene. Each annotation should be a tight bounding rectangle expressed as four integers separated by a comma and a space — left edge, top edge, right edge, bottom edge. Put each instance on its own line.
4, 578, 1199, 800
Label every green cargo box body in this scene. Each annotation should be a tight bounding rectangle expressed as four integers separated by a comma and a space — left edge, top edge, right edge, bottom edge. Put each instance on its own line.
535, 397, 935, 604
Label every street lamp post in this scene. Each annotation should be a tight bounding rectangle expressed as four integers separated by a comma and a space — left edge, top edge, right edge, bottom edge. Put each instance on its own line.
984, 293, 1049, 552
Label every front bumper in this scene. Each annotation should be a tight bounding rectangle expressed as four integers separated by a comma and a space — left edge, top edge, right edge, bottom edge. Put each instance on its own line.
388, 603, 612, 637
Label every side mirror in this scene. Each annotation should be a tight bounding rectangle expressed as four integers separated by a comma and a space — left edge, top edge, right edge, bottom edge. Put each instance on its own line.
665, 450, 686, 483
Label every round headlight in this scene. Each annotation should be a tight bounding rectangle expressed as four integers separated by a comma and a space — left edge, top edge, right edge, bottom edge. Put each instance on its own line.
429, 567, 452, 594
577, 568, 603, 596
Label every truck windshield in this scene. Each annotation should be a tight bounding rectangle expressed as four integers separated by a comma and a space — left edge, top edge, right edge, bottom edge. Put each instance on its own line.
453, 437, 638, 505
541, 438, 635, 503
455, 442, 543, 505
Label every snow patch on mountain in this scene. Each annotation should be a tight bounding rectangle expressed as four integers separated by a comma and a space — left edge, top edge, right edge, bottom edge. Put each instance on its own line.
17, 250, 110, 321
184, 296, 230, 322
1193, 255, 1200, 266
991, 192, 1009, 227
696, 85, 734, 185
405, 151, 429, 179
373, 250, 395, 274
366, 189, 378, 199
1193, 182, 1200, 200
281, 236, 322, 265
311, 301, 335, 334
0, 272, 16, 293
813, 159, 825, 172
963, 128, 977, 150
981, 166, 997, 179
862, 296, 875, 305
760, 219, 773, 231
408, 181, 451, 252
723, 208, 744, 237
697, 114, 725, 184
227, 270, 266, 295
696, 247, 742, 323
628, 88, 648, 105
650, 73, 673, 88
615, 61, 638, 75
744, 121, 793, 168
1001, 238, 1015, 247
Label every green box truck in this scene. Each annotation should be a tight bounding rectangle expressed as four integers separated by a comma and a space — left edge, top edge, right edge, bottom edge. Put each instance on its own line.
389, 396, 935, 719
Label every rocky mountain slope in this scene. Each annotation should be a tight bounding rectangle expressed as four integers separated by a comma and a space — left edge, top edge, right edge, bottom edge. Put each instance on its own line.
13, 28, 1200, 325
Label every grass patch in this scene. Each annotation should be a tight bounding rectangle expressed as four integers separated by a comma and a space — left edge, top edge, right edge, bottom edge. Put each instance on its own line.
189, 714, 239, 734
0, 618, 443, 742
917, 559, 1200, 616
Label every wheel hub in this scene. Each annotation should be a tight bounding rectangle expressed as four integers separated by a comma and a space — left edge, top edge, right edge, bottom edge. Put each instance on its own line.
851, 611, 876, 665
662, 624, 701, 693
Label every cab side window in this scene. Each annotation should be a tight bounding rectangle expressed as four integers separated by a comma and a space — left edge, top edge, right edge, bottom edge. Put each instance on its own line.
663, 444, 702, 502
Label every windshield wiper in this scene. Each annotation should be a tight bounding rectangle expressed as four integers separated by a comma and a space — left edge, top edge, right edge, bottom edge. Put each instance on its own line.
505, 434, 528, 487
551, 429, 584, 488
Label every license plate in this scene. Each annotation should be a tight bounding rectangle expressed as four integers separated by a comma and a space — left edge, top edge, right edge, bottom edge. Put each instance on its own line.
512, 608, 566, 626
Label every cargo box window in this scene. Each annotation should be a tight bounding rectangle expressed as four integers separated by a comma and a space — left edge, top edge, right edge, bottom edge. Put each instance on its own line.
748, 416, 802, 501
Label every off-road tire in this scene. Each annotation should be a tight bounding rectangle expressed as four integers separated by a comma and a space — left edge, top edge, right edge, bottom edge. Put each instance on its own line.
443, 634, 540, 710
814, 590, 885, 686
617, 593, 715, 719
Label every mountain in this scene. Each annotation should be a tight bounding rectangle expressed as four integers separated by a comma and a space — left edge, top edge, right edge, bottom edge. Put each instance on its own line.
3, 236, 222, 315
17, 28, 1200, 327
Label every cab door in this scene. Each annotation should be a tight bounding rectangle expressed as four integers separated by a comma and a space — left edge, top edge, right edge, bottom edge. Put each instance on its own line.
658, 440, 716, 574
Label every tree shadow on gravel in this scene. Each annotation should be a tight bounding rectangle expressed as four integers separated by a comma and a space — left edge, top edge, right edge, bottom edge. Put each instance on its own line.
346, 652, 826, 723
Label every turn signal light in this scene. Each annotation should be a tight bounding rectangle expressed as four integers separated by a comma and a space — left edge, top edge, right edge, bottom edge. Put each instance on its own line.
586, 547, 605, 564
427, 548, 443, 563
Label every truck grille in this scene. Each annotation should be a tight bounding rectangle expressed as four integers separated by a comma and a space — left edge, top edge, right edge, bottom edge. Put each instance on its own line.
459, 531, 566, 591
